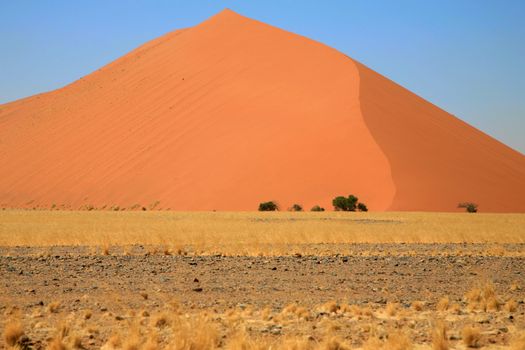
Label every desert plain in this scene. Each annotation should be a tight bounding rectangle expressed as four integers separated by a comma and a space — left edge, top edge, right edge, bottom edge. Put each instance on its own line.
2, 7, 525, 350
1, 210, 525, 349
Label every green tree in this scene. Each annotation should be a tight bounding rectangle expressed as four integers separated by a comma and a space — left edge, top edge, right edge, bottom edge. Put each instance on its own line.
289, 204, 303, 212
458, 202, 478, 213
310, 205, 325, 212
258, 201, 278, 211
332, 195, 358, 211
357, 202, 368, 212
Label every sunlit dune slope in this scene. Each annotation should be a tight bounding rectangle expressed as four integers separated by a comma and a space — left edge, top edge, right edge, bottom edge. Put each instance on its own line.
1, 9, 524, 211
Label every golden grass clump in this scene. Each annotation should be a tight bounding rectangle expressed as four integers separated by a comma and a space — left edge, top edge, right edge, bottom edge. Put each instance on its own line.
47, 336, 69, 350
3, 320, 24, 347
465, 288, 482, 304
465, 281, 501, 312
504, 298, 518, 312
152, 312, 172, 328
169, 314, 220, 349
104, 333, 122, 349
411, 301, 425, 311
462, 326, 481, 348
83, 309, 92, 320
321, 336, 352, 350
319, 301, 340, 314
364, 332, 413, 350
386, 332, 413, 350
385, 302, 399, 317
47, 301, 61, 313
432, 321, 448, 350
436, 297, 449, 311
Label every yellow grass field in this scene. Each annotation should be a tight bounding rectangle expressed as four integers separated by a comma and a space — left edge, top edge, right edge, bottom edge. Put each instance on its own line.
1, 210, 524, 255
2, 210, 525, 349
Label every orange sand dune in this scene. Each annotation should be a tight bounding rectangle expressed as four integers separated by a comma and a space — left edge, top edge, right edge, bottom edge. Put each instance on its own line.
1, 9, 524, 212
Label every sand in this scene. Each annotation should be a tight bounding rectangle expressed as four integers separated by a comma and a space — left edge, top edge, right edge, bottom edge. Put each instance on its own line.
1, 9, 524, 212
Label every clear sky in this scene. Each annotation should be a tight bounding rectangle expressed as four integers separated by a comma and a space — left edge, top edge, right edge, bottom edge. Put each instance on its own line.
1, 1, 524, 153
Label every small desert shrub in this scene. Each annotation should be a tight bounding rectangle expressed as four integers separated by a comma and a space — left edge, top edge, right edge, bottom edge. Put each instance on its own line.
3, 320, 24, 347
310, 205, 325, 211
289, 203, 303, 212
458, 202, 478, 213
357, 202, 368, 212
258, 201, 278, 211
462, 326, 481, 348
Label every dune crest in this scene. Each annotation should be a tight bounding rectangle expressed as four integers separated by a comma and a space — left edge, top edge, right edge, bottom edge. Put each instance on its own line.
1, 9, 524, 212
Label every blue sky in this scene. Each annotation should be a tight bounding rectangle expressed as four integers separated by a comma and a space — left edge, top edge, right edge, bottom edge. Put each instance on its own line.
1, 1, 524, 153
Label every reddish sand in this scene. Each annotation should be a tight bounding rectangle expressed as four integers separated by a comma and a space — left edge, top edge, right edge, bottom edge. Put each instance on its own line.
1, 9, 524, 212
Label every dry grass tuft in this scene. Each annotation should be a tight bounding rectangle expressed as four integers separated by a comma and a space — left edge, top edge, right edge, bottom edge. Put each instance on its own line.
364, 332, 413, 350
436, 297, 449, 311
320, 301, 340, 314
465, 288, 482, 304
3, 320, 24, 347
432, 321, 448, 350
71, 335, 83, 349
505, 298, 518, 312
464, 281, 501, 312
321, 336, 352, 350
411, 301, 424, 311
152, 312, 171, 328
385, 302, 399, 317
47, 301, 61, 313
386, 332, 413, 350
47, 336, 69, 350
83, 309, 92, 320
105, 333, 122, 349
462, 326, 481, 348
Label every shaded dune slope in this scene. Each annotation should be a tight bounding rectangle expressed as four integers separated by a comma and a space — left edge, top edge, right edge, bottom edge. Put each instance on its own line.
0, 9, 524, 212
356, 62, 525, 212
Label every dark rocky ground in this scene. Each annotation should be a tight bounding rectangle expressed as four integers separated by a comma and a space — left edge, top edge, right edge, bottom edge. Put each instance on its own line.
1, 244, 524, 349
1, 244, 524, 311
